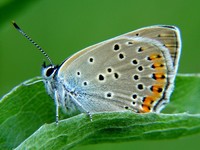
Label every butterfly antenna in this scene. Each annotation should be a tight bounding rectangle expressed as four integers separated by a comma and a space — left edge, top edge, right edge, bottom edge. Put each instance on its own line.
12, 21, 53, 65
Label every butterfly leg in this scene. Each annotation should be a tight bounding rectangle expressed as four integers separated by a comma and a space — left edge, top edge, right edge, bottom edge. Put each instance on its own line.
54, 90, 60, 124
87, 111, 93, 122
69, 94, 93, 122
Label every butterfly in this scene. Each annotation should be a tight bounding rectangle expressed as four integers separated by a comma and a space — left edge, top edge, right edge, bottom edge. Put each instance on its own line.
13, 22, 181, 123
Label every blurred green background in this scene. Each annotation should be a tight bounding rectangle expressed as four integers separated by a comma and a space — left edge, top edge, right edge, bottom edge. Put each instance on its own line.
0, 0, 200, 149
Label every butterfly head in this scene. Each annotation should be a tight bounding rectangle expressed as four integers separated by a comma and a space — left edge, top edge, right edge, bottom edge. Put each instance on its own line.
41, 61, 59, 98
42, 61, 58, 80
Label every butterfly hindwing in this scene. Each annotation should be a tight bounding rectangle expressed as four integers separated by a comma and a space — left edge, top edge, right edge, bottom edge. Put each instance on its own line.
57, 26, 181, 114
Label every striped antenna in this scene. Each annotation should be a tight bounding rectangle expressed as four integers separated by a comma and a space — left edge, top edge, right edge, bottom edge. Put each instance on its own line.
12, 21, 53, 65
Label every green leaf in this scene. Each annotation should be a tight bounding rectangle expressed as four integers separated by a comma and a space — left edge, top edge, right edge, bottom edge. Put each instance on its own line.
16, 113, 200, 150
0, 77, 55, 149
0, 74, 200, 149
164, 74, 200, 114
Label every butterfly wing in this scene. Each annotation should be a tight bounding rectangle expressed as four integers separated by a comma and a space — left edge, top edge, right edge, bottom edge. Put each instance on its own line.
125, 25, 181, 73
57, 25, 181, 114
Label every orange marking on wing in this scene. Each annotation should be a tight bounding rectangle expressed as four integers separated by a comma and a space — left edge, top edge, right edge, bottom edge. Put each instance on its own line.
141, 94, 162, 113
148, 54, 162, 60
152, 73, 166, 81
141, 80, 167, 113
152, 63, 164, 69
151, 85, 163, 93
142, 105, 151, 113
143, 96, 154, 106
152, 92, 162, 99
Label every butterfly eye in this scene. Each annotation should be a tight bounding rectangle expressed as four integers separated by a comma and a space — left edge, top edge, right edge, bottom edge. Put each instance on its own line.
46, 67, 55, 77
